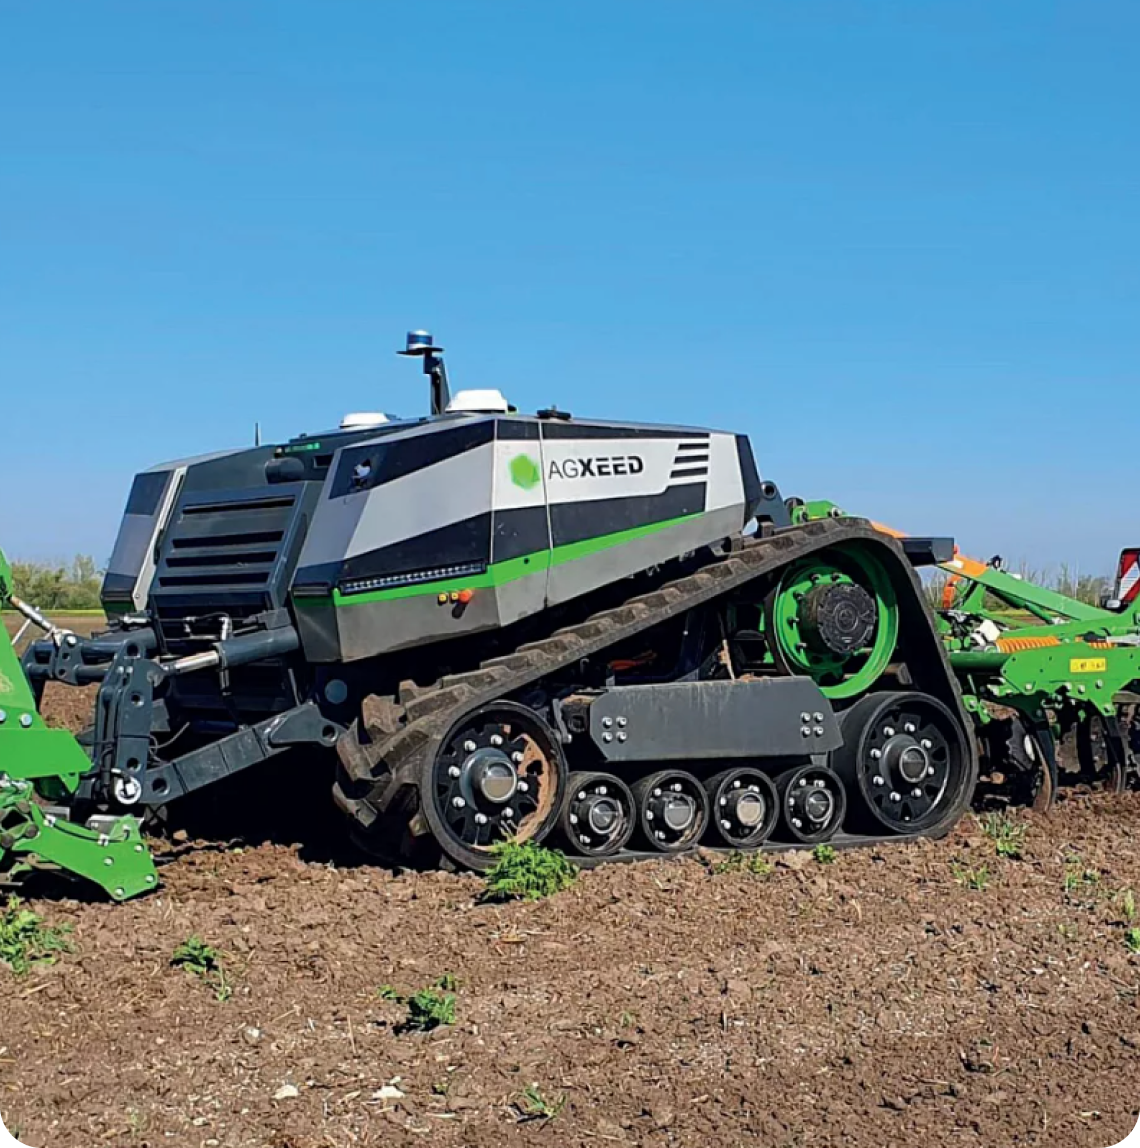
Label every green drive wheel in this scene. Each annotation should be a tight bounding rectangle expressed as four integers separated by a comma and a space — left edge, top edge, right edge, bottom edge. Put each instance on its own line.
765, 546, 899, 700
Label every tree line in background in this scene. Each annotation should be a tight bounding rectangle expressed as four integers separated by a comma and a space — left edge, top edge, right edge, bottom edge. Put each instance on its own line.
8, 556, 104, 611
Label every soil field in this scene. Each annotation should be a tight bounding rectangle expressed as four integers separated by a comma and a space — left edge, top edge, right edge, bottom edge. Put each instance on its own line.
2, 675, 1139, 1147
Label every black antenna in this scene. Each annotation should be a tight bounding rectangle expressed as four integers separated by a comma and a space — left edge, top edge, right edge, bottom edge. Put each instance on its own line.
398, 330, 450, 415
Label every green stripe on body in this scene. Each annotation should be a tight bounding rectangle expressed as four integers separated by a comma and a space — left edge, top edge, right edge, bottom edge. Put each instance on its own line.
309, 513, 700, 608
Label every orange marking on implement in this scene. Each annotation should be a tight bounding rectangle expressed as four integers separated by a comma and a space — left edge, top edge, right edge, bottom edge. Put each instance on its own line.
995, 636, 1061, 652
941, 573, 962, 610
869, 520, 907, 539
953, 556, 989, 579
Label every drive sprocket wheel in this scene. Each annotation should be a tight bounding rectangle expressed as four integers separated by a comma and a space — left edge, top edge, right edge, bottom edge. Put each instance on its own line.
421, 701, 565, 870
765, 546, 899, 699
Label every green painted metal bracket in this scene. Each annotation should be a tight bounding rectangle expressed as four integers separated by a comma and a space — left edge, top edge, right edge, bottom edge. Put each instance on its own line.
1, 546, 160, 900
950, 642, 1140, 718
1, 781, 158, 900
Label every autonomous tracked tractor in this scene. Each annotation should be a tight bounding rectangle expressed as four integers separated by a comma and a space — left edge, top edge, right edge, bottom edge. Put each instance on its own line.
16, 331, 978, 880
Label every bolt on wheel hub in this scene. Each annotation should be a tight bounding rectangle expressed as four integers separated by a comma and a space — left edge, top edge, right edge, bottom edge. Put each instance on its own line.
633, 771, 709, 852
561, 772, 636, 856
705, 768, 779, 848
802, 582, 877, 656
431, 705, 564, 860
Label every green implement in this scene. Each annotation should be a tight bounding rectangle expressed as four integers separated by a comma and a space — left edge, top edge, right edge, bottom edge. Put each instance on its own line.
0, 549, 158, 900
792, 501, 1140, 804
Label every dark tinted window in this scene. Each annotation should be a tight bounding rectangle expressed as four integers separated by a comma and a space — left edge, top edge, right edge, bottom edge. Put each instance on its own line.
125, 471, 170, 516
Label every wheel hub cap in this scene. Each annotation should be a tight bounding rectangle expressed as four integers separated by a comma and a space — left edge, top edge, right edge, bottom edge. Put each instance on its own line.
803, 582, 877, 655
803, 787, 835, 824
731, 790, 766, 827
883, 736, 929, 784
584, 794, 622, 835
661, 794, 696, 831
465, 749, 518, 804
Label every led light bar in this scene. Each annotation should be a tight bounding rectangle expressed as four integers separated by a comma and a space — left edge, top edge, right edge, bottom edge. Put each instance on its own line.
339, 560, 487, 597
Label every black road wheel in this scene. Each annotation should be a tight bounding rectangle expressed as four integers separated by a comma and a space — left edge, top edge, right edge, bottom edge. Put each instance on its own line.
775, 764, 846, 844
704, 767, 779, 848
832, 691, 973, 835
1068, 712, 1127, 795
560, 772, 636, 857
421, 701, 565, 870
632, 770, 709, 853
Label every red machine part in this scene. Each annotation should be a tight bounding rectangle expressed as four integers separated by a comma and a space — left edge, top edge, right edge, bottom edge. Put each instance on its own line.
1115, 549, 1140, 606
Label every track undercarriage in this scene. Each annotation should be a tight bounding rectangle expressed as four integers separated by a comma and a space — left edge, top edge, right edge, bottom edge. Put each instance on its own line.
334, 517, 978, 870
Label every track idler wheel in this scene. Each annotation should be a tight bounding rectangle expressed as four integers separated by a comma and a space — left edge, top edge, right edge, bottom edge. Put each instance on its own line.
423, 701, 565, 870
704, 768, 779, 848
775, 764, 846, 844
632, 770, 709, 853
832, 691, 973, 835
561, 772, 636, 858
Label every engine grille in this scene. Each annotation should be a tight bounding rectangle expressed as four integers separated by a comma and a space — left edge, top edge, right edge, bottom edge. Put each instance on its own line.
150, 485, 311, 643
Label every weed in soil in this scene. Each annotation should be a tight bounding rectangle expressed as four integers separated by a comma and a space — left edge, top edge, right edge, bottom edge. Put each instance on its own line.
813, 844, 838, 865
513, 1083, 567, 1123
171, 935, 232, 1002
952, 862, 992, 891
377, 975, 458, 1033
980, 812, 1027, 859
1124, 927, 1140, 954
1064, 855, 1100, 894
713, 850, 774, 876
482, 839, 578, 902
1118, 888, 1137, 923
0, 896, 72, 977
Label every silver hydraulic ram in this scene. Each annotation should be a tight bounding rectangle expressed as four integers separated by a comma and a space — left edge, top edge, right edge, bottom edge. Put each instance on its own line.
163, 626, 301, 677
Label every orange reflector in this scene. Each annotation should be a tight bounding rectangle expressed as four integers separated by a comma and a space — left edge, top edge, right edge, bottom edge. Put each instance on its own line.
457, 589, 474, 604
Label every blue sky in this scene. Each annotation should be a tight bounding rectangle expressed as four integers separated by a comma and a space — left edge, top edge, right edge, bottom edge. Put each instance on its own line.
1, 2, 1136, 573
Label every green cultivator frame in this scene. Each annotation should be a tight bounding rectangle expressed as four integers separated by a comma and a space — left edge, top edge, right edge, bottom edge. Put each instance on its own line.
793, 502, 1140, 804
0, 550, 157, 900
937, 548, 1140, 798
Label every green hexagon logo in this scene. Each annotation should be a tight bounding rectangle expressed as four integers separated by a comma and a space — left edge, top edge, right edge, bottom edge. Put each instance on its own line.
509, 453, 542, 491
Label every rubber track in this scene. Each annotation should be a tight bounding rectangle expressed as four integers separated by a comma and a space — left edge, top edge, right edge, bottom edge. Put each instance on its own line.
334, 516, 968, 841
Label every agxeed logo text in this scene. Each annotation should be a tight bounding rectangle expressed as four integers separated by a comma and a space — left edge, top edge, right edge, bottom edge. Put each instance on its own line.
548, 455, 644, 480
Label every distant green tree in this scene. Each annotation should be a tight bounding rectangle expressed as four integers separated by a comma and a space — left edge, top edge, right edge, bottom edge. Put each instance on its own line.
9, 556, 104, 610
